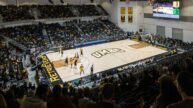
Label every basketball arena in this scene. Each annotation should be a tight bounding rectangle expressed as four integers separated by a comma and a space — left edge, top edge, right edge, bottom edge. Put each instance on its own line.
1, 0, 193, 108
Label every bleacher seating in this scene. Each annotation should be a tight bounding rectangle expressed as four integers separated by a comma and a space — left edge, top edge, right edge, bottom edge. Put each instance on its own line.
0, 5, 108, 22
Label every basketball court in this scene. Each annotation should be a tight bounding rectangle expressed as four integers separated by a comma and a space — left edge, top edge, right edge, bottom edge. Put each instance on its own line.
45, 39, 167, 82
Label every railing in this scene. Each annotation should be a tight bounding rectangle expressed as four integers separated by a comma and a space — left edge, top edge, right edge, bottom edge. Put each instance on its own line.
74, 39, 107, 47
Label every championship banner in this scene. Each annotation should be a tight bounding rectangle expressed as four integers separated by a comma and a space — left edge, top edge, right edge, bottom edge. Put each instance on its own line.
120, 7, 126, 23
128, 7, 133, 23
120, 7, 126, 15
128, 7, 133, 14
128, 15, 133, 23
40, 55, 63, 86
121, 15, 126, 23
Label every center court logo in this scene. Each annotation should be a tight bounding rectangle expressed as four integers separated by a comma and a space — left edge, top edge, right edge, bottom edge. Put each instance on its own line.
91, 48, 125, 58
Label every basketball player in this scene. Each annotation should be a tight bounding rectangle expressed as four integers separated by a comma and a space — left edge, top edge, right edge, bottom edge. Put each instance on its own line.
150, 34, 153, 44
80, 48, 83, 56
65, 56, 68, 66
90, 64, 94, 80
70, 58, 73, 68
74, 59, 78, 69
80, 64, 84, 75
90, 64, 94, 75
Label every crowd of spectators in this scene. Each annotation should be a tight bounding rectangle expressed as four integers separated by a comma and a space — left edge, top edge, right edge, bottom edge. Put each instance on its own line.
0, 5, 107, 22
2, 19, 192, 53
143, 34, 193, 50
77, 20, 127, 43
38, 5, 75, 19
74, 5, 101, 17
0, 19, 127, 50
0, 38, 28, 97
101, 20, 126, 41
78, 20, 109, 42
0, 25, 48, 49
0, 5, 34, 22
43, 21, 80, 48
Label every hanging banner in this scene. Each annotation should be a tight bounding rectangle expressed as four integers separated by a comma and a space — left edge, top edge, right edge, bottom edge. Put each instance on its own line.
121, 15, 126, 23
121, 7, 126, 14
128, 15, 133, 23
128, 7, 133, 14
128, 7, 133, 23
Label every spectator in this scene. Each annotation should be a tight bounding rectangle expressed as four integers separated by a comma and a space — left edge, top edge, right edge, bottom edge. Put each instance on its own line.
62, 86, 74, 107
93, 83, 120, 108
5, 89, 20, 108
0, 94, 7, 108
15, 87, 26, 107
47, 85, 74, 108
167, 72, 193, 108
0, 5, 107, 22
22, 84, 49, 108
151, 76, 181, 108
79, 87, 95, 108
